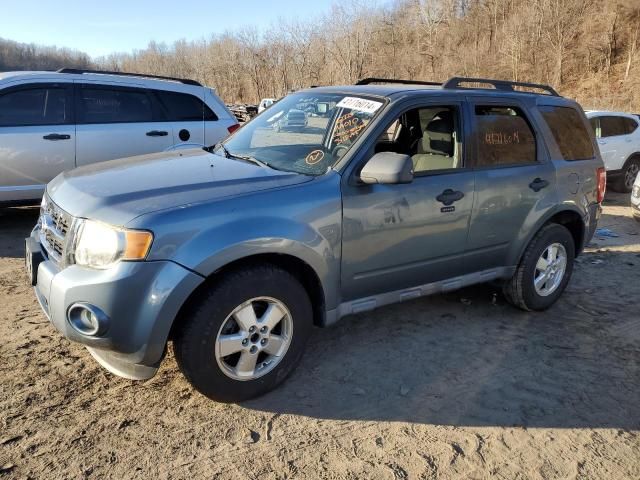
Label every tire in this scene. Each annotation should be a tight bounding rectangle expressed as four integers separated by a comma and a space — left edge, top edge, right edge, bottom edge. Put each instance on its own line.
503, 223, 575, 311
174, 264, 313, 402
611, 157, 640, 193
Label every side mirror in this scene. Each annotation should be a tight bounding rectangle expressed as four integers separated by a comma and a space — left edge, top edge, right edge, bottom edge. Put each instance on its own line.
360, 152, 414, 185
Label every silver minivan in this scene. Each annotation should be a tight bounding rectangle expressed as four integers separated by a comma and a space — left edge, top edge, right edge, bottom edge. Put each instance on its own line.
0, 69, 239, 204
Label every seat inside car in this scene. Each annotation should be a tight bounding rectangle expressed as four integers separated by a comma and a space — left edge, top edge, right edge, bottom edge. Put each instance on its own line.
411, 110, 456, 171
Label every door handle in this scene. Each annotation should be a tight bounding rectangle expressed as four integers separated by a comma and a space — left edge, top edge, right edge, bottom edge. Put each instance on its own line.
146, 130, 168, 137
436, 189, 465, 206
598, 140, 606, 145
529, 178, 549, 192
43, 133, 70, 141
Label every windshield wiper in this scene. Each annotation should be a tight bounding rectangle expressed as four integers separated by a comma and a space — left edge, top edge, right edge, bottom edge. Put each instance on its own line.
210, 142, 273, 170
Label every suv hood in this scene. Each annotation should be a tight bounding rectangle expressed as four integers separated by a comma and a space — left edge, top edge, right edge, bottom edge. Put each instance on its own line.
48, 148, 312, 225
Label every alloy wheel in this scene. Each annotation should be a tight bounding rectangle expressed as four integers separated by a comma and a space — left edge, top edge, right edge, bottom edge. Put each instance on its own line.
214, 297, 293, 381
533, 242, 567, 297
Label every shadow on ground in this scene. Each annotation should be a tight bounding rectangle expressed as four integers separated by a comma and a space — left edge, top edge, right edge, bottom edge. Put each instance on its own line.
0, 206, 38, 258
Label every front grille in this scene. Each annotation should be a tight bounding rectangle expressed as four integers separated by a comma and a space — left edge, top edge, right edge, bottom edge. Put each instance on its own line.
39, 194, 74, 266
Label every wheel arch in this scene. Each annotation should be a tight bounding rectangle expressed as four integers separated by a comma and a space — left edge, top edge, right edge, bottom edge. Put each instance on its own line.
169, 252, 328, 340
513, 207, 586, 266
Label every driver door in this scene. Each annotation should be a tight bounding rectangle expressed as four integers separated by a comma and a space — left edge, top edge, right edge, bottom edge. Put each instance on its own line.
340, 101, 475, 301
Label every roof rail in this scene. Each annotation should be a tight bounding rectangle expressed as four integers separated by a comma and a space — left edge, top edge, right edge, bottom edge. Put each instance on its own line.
356, 77, 441, 86
56, 68, 202, 86
442, 77, 559, 96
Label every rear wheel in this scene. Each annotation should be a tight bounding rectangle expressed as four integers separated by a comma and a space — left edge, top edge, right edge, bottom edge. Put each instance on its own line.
611, 157, 640, 193
174, 265, 313, 402
503, 223, 575, 311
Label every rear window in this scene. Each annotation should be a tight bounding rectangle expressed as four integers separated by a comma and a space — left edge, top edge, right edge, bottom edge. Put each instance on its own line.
154, 90, 216, 121
474, 106, 537, 167
539, 106, 595, 161
78, 87, 152, 124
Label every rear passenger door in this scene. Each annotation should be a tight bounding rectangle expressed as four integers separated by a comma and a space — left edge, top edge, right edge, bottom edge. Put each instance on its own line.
591, 115, 629, 171
152, 89, 215, 148
74, 83, 174, 166
464, 98, 556, 270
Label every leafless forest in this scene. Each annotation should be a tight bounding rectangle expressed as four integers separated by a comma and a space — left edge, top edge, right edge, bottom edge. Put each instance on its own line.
2, 0, 640, 110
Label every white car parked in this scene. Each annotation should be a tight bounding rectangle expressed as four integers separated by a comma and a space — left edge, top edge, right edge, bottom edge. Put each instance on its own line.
631, 170, 640, 222
0, 69, 239, 205
258, 98, 275, 113
586, 111, 640, 192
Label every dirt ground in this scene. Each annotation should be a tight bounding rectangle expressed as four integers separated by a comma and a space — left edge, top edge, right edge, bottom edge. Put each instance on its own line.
1, 193, 639, 480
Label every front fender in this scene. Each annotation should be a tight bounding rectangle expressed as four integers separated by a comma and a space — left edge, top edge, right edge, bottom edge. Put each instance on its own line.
133, 174, 343, 310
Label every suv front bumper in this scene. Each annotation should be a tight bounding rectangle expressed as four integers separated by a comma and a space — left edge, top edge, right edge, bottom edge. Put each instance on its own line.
28, 228, 203, 380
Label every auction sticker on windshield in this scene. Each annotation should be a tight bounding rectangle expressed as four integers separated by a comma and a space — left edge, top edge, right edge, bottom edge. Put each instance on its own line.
336, 97, 383, 114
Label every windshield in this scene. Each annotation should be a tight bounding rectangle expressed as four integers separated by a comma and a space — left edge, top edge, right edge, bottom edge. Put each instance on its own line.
217, 92, 385, 175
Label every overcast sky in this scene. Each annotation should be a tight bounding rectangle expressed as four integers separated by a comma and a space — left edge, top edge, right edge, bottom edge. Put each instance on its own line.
2, 0, 354, 58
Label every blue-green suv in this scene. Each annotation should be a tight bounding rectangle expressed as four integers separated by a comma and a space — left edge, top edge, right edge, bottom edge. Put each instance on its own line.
26, 77, 605, 402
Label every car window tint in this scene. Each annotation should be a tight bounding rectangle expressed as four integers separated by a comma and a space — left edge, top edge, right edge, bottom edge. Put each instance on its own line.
539, 106, 595, 161
0, 87, 67, 126
78, 87, 152, 124
623, 117, 638, 134
599, 116, 627, 137
474, 106, 536, 167
154, 91, 216, 121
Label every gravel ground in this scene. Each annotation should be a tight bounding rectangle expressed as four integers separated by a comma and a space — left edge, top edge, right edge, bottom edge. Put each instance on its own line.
1, 192, 639, 479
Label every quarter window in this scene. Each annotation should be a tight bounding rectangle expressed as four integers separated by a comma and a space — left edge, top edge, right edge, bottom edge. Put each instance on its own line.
474, 106, 537, 167
154, 90, 216, 121
77, 87, 153, 124
623, 117, 638, 134
539, 106, 594, 161
0, 87, 68, 126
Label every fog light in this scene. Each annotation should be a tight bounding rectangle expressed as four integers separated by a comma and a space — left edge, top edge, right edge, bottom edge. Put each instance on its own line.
67, 303, 109, 336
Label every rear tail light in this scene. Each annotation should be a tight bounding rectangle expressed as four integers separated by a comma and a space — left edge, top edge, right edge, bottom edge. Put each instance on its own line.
596, 167, 606, 203
227, 123, 240, 135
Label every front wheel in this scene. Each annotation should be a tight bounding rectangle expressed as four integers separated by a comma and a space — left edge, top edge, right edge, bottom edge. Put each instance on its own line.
503, 223, 575, 311
174, 265, 313, 402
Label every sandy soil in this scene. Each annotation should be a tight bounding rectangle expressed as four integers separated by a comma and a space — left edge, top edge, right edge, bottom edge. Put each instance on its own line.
1, 193, 639, 479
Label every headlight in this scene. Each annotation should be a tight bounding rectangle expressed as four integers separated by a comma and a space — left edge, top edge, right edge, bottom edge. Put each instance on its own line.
73, 220, 153, 269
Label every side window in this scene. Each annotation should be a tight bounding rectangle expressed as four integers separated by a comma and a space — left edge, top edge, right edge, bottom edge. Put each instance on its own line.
374, 106, 462, 173
623, 117, 638, 134
600, 116, 627, 138
78, 86, 153, 124
0, 86, 68, 126
474, 105, 536, 167
589, 117, 600, 137
154, 90, 217, 121
539, 106, 595, 161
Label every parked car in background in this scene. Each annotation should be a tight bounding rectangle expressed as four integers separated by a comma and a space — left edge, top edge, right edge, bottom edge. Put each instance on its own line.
631, 171, 640, 222
273, 108, 308, 131
258, 98, 275, 113
586, 111, 640, 192
0, 68, 238, 205
26, 77, 604, 402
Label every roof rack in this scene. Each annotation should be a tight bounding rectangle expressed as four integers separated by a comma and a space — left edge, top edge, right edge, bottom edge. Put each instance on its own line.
56, 68, 202, 86
356, 78, 442, 86
355, 76, 560, 96
442, 77, 559, 96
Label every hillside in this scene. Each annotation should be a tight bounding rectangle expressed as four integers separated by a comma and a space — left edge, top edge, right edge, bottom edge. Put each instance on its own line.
2, 0, 639, 110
